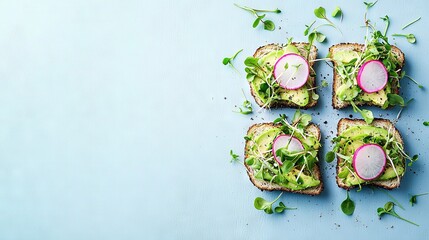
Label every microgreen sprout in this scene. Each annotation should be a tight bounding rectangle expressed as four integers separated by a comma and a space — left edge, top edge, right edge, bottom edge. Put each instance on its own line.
223, 49, 243, 72
230, 150, 240, 163
350, 101, 374, 124
423, 122, 429, 126
402, 17, 421, 30
363, 1, 378, 25
379, 188, 405, 210
392, 33, 416, 44
234, 3, 281, 31
341, 191, 355, 216
331, 6, 343, 21
234, 90, 253, 115
409, 192, 429, 206
254, 193, 296, 214
314, 7, 342, 34
377, 201, 419, 226
254, 192, 282, 214
380, 15, 390, 36
364, 1, 378, 9
274, 202, 297, 213
402, 74, 424, 89
325, 151, 335, 163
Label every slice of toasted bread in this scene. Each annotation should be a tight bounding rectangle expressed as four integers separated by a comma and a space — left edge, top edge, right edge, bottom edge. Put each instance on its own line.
336, 118, 405, 190
249, 43, 318, 109
244, 123, 323, 195
329, 43, 405, 109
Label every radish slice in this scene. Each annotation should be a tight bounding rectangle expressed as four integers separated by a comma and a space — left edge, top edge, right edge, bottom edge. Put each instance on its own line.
272, 134, 304, 165
352, 144, 387, 181
273, 53, 309, 90
357, 60, 388, 93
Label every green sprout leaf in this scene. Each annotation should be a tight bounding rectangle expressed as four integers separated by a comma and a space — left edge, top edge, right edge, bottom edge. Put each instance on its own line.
222, 49, 243, 66
331, 6, 342, 18
387, 93, 405, 107
377, 201, 419, 226
409, 193, 429, 206
254, 193, 285, 214
423, 122, 429, 126
274, 202, 297, 213
364, 0, 378, 9
263, 20, 275, 31
321, 80, 329, 87
325, 151, 335, 163
230, 150, 239, 163
314, 7, 327, 19
252, 14, 265, 28
234, 90, 253, 115
350, 101, 374, 124
392, 33, 416, 44
341, 191, 355, 216
234, 3, 280, 32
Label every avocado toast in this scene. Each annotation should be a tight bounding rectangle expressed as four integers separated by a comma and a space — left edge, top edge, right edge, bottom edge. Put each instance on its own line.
244, 111, 323, 195
332, 118, 415, 190
244, 41, 318, 109
329, 32, 405, 110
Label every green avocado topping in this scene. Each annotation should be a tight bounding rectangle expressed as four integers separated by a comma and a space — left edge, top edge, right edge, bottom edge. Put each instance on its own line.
245, 111, 321, 191
244, 41, 315, 108
330, 124, 415, 188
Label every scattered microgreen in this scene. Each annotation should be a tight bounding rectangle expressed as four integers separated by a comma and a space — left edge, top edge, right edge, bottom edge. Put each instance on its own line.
274, 201, 297, 213
223, 49, 243, 66
377, 201, 419, 226
364, 0, 378, 9
423, 122, 429, 126
380, 15, 390, 36
325, 151, 335, 163
321, 80, 329, 87
314, 6, 342, 34
234, 90, 253, 115
331, 6, 342, 21
254, 192, 287, 214
230, 150, 240, 163
341, 191, 355, 216
402, 17, 421, 30
403, 74, 424, 89
409, 192, 429, 206
392, 33, 416, 44
380, 188, 405, 210
234, 3, 281, 31
386, 93, 406, 107
350, 101, 374, 124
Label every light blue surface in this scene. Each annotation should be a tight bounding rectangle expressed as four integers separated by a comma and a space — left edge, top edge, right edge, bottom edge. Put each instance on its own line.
0, 0, 428, 239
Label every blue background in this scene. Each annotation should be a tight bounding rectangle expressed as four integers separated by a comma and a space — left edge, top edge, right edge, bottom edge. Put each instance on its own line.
0, 0, 428, 239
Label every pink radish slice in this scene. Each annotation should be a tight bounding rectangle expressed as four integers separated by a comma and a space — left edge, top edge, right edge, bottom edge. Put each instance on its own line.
272, 134, 304, 165
357, 60, 388, 93
273, 53, 309, 90
352, 143, 387, 181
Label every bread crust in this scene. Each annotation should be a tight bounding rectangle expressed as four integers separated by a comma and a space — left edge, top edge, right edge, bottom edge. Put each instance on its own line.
329, 43, 405, 109
248, 43, 318, 109
244, 123, 323, 195
335, 118, 405, 190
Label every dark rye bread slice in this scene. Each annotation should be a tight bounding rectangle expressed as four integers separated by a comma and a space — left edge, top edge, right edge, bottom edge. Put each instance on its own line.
249, 43, 318, 109
329, 43, 405, 109
336, 118, 405, 190
244, 123, 323, 195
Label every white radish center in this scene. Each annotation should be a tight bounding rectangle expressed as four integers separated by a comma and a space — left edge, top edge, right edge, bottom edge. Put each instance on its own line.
358, 60, 388, 93
272, 135, 304, 165
273, 54, 309, 90
353, 144, 386, 180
